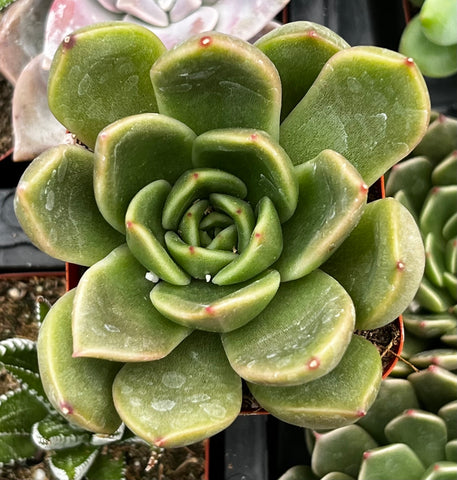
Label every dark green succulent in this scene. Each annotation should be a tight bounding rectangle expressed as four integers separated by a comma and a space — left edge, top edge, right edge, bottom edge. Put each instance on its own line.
14, 21, 430, 447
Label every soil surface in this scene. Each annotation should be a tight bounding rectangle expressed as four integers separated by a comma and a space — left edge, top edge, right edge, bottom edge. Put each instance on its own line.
0, 274, 206, 480
0, 74, 13, 160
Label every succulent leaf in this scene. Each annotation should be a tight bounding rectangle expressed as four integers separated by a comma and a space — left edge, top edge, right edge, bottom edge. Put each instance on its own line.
384, 409, 447, 465
358, 443, 426, 480
402, 312, 457, 338
94, 113, 195, 234
37, 289, 123, 434
48, 444, 99, 480
222, 270, 355, 386
399, 14, 457, 78
150, 270, 280, 332
408, 366, 457, 413
14, 145, 124, 266
248, 335, 382, 429
72, 244, 191, 360
446, 441, 457, 462
274, 149, 367, 282
192, 128, 298, 223
311, 425, 377, 478
112, 331, 242, 448
278, 465, 319, 480
48, 22, 166, 149
32, 414, 91, 451
432, 151, 457, 186
438, 401, 457, 441
421, 462, 457, 480
150, 32, 281, 139
420, 186, 457, 243
86, 453, 126, 480
323, 198, 425, 330
419, 0, 457, 46
125, 180, 190, 285
255, 21, 349, 120
212, 197, 283, 285
280, 46, 430, 185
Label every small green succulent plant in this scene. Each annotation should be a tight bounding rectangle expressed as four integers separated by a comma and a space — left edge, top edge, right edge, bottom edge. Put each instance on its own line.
15, 21, 430, 448
386, 113, 457, 376
278, 368, 457, 480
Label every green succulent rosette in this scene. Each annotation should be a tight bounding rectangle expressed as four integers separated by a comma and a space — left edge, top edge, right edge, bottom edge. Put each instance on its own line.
386, 113, 457, 377
15, 21, 430, 448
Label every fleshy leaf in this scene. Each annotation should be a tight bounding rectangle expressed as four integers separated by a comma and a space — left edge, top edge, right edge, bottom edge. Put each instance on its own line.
150, 270, 280, 332
311, 425, 378, 478
420, 186, 457, 243
165, 232, 237, 279
385, 409, 447, 465
255, 21, 349, 120
358, 444, 425, 480
420, 0, 457, 46
432, 151, 457, 186
179, 200, 210, 247
322, 198, 425, 330
408, 366, 457, 413
14, 145, 124, 266
32, 414, 91, 451
280, 46, 430, 185
37, 289, 122, 434
415, 276, 455, 313
212, 197, 283, 285
421, 462, 457, 480
424, 233, 447, 287
150, 31, 281, 139
112, 331, 242, 448
86, 453, 126, 480
162, 168, 247, 231
192, 128, 298, 222
402, 312, 457, 338
222, 270, 355, 386
48, 22, 166, 149
94, 113, 195, 233
278, 465, 319, 480
248, 334, 382, 429
275, 149, 367, 282
72, 244, 191, 361
439, 401, 457, 441
48, 444, 99, 480
399, 15, 457, 78
385, 156, 433, 216
357, 378, 420, 444
125, 180, 190, 285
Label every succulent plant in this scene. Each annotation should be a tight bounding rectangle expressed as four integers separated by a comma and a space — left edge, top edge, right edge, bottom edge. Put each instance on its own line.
279, 369, 457, 480
14, 20, 430, 448
399, 0, 457, 78
385, 113, 457, 377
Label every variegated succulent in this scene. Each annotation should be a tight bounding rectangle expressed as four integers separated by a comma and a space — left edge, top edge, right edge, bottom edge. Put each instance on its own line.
14, 20, 429, 448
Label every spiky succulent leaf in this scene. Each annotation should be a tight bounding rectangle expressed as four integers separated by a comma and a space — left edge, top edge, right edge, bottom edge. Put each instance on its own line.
48, 444, 99, 480
222, 270, 355, 386
280, 46, 430, 185
150, 32, 281, 139
37, 289, 122, 434
112, 331, 242, 448
48, 22, 166, 149
248, 335, 382, 429
72, 244, 191, 361
323, 198, 425, 329
0, 431, 37, 466
32, 414, 91, 451
255, 21, 349, 120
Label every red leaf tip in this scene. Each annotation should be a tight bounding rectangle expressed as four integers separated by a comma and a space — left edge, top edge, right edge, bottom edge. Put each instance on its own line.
199, 36, 212, 47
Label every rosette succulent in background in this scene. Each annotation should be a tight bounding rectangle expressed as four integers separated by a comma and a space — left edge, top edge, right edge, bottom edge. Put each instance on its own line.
0, 0, 289, 161
399, 0, 457, 78
15, 20, 430, 448
386, 113, 457, 377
